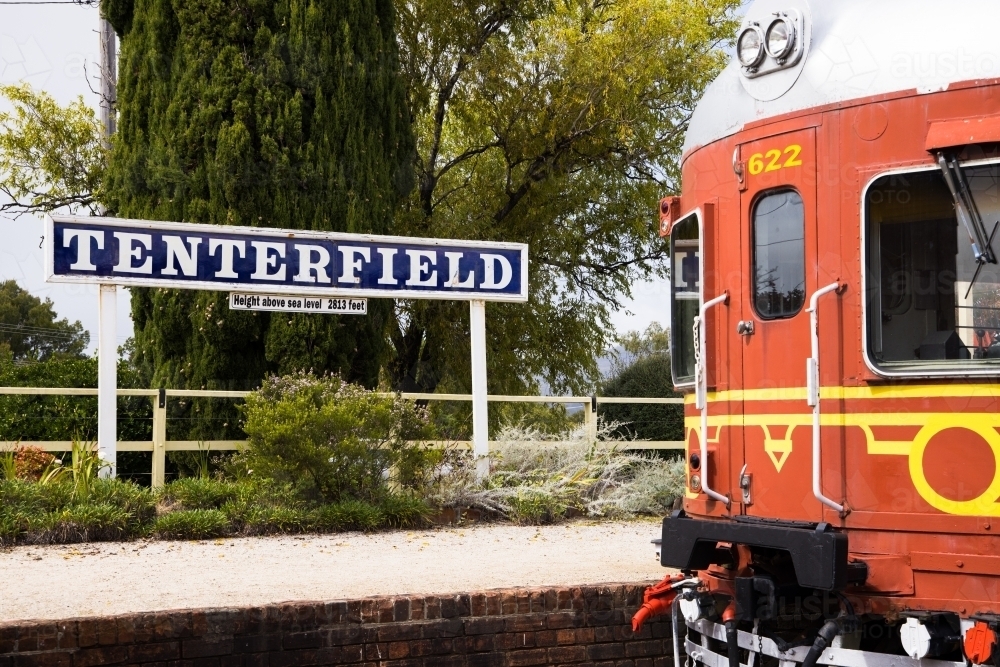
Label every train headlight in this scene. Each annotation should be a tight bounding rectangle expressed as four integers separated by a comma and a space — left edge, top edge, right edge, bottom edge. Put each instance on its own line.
737, 26, 765, 68
764, 17, 795, 60
689, 474, 702, 493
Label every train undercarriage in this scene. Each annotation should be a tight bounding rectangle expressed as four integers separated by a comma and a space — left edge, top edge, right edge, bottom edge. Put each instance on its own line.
635, 514, 998, 667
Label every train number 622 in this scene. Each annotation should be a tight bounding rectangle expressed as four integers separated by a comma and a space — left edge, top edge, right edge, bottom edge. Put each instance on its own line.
748, 145, 803, 176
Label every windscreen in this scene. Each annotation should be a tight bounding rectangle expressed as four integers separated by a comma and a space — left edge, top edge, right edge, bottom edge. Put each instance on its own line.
866, 163, 1000, 372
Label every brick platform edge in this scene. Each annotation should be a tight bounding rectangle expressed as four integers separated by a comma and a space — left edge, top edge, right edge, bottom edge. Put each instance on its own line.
0, 582, 682, 667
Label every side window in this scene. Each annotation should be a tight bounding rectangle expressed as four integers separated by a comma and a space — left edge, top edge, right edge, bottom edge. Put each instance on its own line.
753, 189, 805, 319
865, 162, 1000, 373
670, 213, 699, 385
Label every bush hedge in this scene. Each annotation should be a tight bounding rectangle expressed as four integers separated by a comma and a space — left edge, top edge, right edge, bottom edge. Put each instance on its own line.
0, 372, 684, 545
0, 476, 433, 545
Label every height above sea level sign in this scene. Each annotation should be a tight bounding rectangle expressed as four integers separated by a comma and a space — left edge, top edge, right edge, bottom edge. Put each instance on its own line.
229, 293, 367, 314
45, 215, 528, 302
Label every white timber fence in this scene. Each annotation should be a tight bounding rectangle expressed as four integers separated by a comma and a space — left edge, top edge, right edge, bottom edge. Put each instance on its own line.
0, 387, 684, 488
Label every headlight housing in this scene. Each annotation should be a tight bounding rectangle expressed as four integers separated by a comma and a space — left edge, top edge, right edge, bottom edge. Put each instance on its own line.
689, 473, 702, 493
765, 17, 795, 60
737, 26, 765, 68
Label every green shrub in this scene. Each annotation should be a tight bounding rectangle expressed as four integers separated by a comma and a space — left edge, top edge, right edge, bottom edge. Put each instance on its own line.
0, 477, 154, 544
377, 494, 432, 528
599, 353, 684, 441
87, 479, 156, 524
218, 479, 306, 535
0, 513, 20, 544
27, 504, 133, 543
506, 489, 567, 524
153, 509, 230, 540
159, 478, 238, 510
0, 478, 73, 514
313, 500, 385, 531
0, 448, 15, 480
241, 506, 310, 535
241, 373, 436, 502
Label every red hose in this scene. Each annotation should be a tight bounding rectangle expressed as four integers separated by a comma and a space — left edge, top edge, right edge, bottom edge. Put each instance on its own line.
632, 574, 685, 633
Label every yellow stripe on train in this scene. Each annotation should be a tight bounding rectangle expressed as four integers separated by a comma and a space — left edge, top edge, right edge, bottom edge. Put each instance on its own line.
681, 393, 1000, 517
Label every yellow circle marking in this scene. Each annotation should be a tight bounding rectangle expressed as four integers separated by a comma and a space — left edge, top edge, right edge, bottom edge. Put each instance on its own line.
908, 415, 1000, 517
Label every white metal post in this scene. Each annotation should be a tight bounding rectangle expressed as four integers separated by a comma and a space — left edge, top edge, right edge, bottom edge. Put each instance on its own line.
587, 396, 598, 443
151, 389, 166, 488
98, 284, 117, 477
469, 299, 489, 479
97, 16, 117, 480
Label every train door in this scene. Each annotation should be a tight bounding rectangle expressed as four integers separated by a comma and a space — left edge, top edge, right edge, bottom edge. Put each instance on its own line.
670, 202, 742, 516
737, 128, 821, 521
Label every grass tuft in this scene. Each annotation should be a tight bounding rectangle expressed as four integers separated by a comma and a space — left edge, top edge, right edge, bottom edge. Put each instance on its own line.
313, 500, 384, 531
377, 494, 433, 528
152, 509, 230, 540
26, 504, 133, 544
159, 478, 238, 510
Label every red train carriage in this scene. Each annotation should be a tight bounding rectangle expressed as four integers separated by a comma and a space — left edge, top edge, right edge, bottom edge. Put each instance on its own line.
636, 1, 1000, 667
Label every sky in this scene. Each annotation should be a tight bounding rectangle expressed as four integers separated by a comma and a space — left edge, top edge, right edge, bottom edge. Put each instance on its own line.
0, 3, 669, 355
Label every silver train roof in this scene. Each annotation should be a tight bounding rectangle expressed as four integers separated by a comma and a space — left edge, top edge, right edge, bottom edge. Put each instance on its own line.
683, 0, 1000, 159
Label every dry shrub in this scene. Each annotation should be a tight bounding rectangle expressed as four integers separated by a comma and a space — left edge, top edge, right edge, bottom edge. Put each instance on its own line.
425, 421, 685, 523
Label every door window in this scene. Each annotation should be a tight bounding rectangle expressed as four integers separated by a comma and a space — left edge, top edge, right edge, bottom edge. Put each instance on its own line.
753, 189, 806, 319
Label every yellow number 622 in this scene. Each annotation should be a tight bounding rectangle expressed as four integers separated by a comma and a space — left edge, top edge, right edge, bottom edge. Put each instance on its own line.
748, 145, 803, 176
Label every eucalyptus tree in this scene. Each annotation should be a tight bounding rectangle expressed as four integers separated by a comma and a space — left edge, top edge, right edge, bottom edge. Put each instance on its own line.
391, 0, 740, 397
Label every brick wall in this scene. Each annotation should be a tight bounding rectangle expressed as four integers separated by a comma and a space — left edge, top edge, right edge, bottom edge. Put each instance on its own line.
0, 583, 678, 667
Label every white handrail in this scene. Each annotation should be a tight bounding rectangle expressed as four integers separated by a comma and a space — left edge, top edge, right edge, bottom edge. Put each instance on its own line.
697, 291, 729, 506
806, 282, 844, 514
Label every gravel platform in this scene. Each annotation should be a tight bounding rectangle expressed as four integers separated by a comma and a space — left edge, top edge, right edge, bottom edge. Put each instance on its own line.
0, 520, 665, 622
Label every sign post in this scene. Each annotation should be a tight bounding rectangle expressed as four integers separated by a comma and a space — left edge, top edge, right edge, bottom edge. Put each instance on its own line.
46, 215, 528, 479
97, 284, 117, 477
469, 300, 489, 478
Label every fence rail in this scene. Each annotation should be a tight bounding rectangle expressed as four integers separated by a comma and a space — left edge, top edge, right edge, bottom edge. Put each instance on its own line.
0, 387, 685, 487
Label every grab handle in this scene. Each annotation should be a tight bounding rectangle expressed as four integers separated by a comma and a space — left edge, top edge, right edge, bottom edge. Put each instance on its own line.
806, 282, 843, 514
695, 292, 729, 506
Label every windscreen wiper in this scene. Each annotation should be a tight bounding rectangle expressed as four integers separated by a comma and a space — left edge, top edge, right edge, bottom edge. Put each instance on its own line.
937, 152, 998, 299
965, 221, 1000, 300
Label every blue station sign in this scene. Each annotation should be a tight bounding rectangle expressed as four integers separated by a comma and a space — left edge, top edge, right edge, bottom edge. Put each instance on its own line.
45, 216, 528, 302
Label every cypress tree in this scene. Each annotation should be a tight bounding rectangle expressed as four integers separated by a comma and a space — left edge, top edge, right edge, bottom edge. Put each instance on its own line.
102, 0, 413, 436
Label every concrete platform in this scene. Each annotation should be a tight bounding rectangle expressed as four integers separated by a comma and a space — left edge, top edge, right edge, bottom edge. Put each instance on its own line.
0, 520, 666, 622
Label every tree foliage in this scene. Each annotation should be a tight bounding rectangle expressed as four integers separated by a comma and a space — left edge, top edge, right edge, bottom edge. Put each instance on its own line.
100, 0, 414, 431
390, 0, 739, 396
610, 321, 670, 375
0, 280, 90, 362
0, 84, 106, 216
599, 323, 683, 441
0, 0, 738, 405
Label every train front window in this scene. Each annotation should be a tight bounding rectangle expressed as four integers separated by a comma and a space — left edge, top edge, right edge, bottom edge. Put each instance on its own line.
671, 213, 699, 385
866, 163, 1000, 372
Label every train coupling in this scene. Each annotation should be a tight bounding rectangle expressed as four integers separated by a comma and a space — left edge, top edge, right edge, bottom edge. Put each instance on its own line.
631, 574, 700, 632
